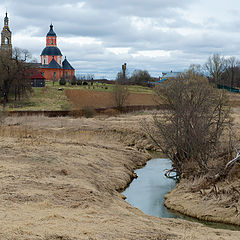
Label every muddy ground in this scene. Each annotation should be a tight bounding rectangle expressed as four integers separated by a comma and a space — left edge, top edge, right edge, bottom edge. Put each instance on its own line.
0, 113, 240, 239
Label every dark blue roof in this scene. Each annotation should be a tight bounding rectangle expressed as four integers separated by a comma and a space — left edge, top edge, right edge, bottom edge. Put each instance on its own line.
41, 46, 62, 56
40, 58, 61, 69
47, 24, 56, 37
48, 58, 61, 69
62, 57, 74, 70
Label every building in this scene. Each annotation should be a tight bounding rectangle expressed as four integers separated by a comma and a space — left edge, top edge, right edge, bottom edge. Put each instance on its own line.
1, 12, 12, 54
30, 68, 46, 87
40, 24, 75, 81
158, 71, 181, 83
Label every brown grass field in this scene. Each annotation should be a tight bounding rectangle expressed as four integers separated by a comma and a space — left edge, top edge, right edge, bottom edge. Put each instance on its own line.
65, 89, 158, 109
0, 114, 240, 239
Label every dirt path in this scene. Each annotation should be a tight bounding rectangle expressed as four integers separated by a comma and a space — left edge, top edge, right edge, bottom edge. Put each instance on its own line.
0, 114, 239, 239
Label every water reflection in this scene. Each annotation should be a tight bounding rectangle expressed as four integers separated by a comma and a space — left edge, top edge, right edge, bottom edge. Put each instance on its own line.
123, 158, 177, 218
123, 158, 240, 231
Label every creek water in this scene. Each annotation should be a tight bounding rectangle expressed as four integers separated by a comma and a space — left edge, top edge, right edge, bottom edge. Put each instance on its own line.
123, 158, 240, 231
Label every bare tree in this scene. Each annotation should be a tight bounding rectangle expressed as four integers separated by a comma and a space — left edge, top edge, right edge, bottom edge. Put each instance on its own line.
130, 69, 151, 86
0, 47, 34, 104
144, 69, 231, 177
225, 57, 240, 88
205, 54, 226, 85
112, 82, 129, 111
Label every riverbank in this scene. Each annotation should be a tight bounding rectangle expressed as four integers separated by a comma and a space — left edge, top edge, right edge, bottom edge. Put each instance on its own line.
165, 107, 240, 227
0, 114, 240, 239
164, 177, 240, 226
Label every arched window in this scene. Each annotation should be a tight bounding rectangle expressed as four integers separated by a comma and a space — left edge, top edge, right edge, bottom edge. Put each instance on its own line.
53, 72, 56, 78
51, 39, 53, 45
4, 37, 9, 44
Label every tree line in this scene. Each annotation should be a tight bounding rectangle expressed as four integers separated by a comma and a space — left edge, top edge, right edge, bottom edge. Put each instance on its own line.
116, 69, 152, 86
204, 54, 240, 88
115, 54, 240, 89
0, 47, 36, 106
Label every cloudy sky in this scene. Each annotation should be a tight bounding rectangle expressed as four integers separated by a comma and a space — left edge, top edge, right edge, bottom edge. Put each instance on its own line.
0, 0, 240, 79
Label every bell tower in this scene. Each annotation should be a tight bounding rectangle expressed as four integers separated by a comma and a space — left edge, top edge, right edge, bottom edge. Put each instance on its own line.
46, 24, 57, 47
1, 12, 12, 54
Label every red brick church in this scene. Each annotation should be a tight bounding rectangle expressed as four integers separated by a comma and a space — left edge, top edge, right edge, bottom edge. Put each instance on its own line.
40, 24, 75, 81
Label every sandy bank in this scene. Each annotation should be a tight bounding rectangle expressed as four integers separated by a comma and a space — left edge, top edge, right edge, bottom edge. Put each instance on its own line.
0, 114, 239, 239
165, 178, 240, 226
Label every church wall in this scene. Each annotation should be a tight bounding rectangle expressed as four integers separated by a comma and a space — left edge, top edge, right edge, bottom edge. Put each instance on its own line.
41, 68, 63, 81
42, 68, 75, 81
64, 69, 75, 79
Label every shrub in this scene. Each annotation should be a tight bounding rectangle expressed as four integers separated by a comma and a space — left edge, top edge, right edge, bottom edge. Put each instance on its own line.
112, 83, 129, 111
59, 76, 66, 86
76, 80, 82, 85
82, 106, 96, 118
104, 108, 120, 117
144, 68, 231, 177
71, 76, 77, 85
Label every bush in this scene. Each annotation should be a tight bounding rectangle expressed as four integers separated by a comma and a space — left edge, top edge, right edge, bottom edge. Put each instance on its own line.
59, 76, 66, 86
71, 76, 77, 85
112, 83, 129, 111
130, 69, 151, 86
82, 106, 96, 118
144, 69, 231, 177
76, 80, 82, 85
104, 108, 120, 117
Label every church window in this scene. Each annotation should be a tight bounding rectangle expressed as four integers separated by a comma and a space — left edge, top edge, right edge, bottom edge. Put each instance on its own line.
44, 59, 46, 64
53, 72, 56, 78
51, 39, 53, 44
4, 37, 9, 44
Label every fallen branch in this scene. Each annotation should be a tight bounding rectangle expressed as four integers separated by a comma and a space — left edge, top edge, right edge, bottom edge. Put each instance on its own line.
213, 150, 240, 181
225, 150, 240, 170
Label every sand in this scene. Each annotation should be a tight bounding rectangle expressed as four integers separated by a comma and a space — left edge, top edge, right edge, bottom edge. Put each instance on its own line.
0, 114, 239, 239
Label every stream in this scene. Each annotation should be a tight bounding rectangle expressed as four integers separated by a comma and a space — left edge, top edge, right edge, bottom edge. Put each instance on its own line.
123, 158, 240, 231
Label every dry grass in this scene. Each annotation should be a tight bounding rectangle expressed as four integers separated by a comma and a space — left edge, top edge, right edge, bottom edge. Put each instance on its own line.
0, 115, 240, 239
228, 93, 240, 107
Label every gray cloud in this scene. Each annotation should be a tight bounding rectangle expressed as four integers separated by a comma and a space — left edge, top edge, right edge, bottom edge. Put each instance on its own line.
0, 0, 240, 78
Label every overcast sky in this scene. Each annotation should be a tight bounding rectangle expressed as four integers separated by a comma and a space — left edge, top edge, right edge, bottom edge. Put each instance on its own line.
0, 0, 240, 79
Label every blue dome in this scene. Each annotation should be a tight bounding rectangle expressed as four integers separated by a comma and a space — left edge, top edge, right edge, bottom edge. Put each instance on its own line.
47, 24, 56, 37
41, 46, 62, 56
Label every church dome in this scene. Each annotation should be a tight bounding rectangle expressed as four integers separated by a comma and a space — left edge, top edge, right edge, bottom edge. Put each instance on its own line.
47, 24, 56, 37
41, 46, 62, 56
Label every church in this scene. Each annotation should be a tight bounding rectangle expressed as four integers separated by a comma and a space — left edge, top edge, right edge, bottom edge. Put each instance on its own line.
1, 13, 75, 82
40, 24, 75, 81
